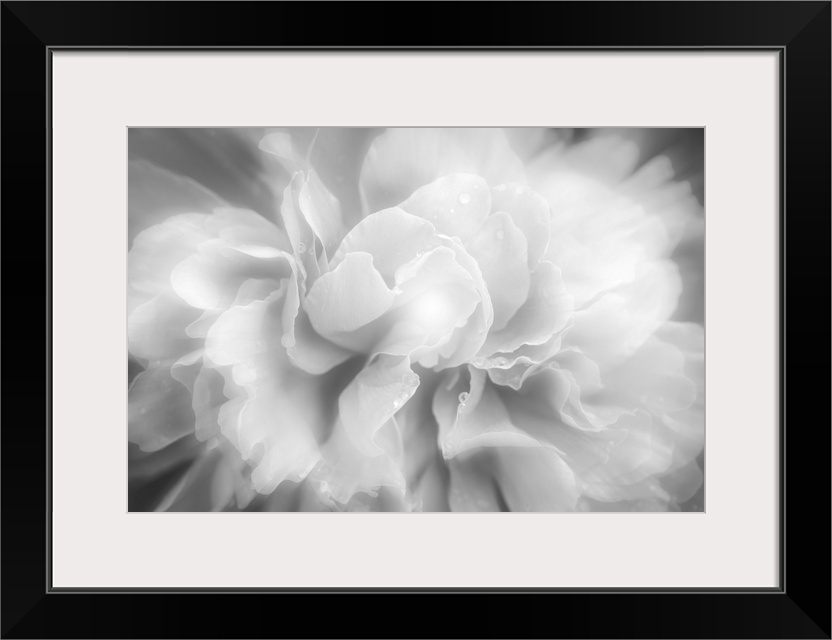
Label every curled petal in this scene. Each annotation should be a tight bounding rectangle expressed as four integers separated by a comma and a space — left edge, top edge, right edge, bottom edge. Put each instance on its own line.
266, 257, 353, 375
280, 172, 323, 281
304, 251, 397, 337
388, 246, 481, 358
490, 183, 551, 266
480, 261, 573, 355
434, 367, 553, 460
205, 294, 325, 492
298, 172, 348, 257
464, 211, 530, 330
308, 418, 408, 508
338, 355, 420, 457
420, 237, 494, 369
286, 309, 354, 375
171, 240, 292, 310
360, 128, 525, 213
213, 209, 288, 250
129, 214, 216, 295
399, 173, 491, 243
332, 207, 440, 286
129, 209, 287, 301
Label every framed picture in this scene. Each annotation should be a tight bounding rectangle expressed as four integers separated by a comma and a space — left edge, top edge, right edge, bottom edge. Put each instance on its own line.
2, 1, 829, 638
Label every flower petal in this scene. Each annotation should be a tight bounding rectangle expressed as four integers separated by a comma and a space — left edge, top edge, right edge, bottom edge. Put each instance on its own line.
499, 378, 675, 504
205, 294, 326, 493
203, 291, 284, 369
434, 367, 552, 460
492, 447, 579, 512
308, 418, 408, 508
286, 309, 354, 375
360, 128, 525, 213
129, 210, 287, 299
399, 173, 491, 243
263, 258, 354, 375
279, 172, 323, 280
298, 171, 348, 257
477, 335, 564, 391
386, 246, 481, 358
332, 207, 440, 286
170, 240, 293, 310
338, 354, 420, 457
129, 213, 215, 295
304, 251, 397, 337
190, 365, 227, 442
563, 261, 681, 369
464, 211, 530, 330
480, 261, 573, 355
128, 293, 201, 363
128, 365, 197, 452
490, 183, 551, 266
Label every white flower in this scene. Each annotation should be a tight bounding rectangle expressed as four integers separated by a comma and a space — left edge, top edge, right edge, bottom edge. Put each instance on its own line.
128, 127, 704, 512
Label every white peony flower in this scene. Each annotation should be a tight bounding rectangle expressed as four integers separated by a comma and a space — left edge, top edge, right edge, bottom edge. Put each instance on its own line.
128, 127, 704, 512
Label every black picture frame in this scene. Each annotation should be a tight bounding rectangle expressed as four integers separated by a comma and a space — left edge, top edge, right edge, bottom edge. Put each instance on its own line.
2, 2, 829, 638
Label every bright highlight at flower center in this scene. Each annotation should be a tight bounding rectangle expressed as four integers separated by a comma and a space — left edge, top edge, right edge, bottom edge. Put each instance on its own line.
410, 288, 458, 331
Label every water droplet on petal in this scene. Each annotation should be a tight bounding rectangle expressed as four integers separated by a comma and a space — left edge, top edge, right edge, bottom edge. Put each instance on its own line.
458, 192, 471, 205
458, 392, 469, 404
296, 242, 306, 254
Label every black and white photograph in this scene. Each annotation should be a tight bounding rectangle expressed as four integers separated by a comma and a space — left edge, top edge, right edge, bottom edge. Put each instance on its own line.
127, 127, 705, 513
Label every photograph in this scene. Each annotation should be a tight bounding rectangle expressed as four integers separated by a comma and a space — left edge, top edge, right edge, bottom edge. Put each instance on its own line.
127, 127, 705, 513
